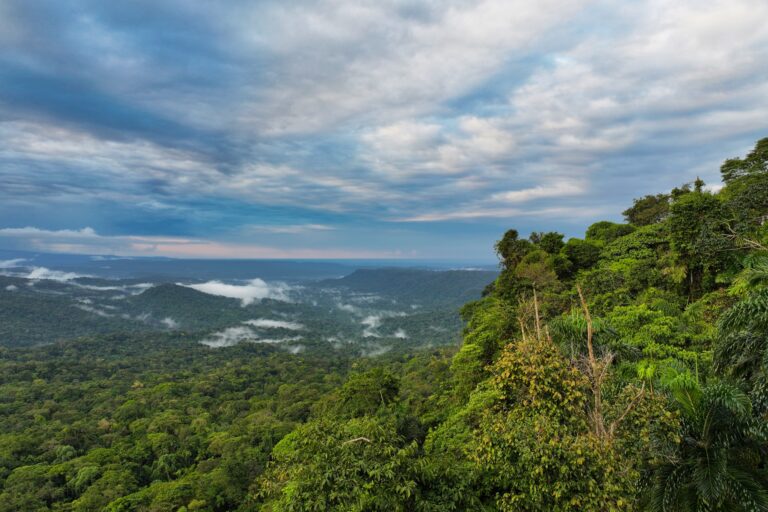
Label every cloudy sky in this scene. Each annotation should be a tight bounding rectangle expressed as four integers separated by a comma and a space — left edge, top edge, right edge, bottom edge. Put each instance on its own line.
1, 0, 766, 260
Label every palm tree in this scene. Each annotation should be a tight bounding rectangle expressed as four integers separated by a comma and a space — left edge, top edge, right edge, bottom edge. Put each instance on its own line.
716, 284, 768, 415
646, 379, 768, 511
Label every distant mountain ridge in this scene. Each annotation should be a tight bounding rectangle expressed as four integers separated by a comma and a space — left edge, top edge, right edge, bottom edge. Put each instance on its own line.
316, 267, 498, 307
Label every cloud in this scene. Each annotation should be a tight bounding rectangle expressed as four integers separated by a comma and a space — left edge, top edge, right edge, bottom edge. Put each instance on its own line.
200, 326, 258, 348
73, 282, 154, 294
396, 181, 589, 221
0, 258, 26, 268
75, 304, 114, 317
400, 205, 603, 223
5, 284, 18, 291
0, 226, 400, 259
161, 317, 179, 329
336, 302, 362, 315
361, 315, 382, 338
182, 279, 290, 306
255, 336, 303, 345
0, 226, 97, 238
490, 181, 585, 203
243, 224, 336, 234
242, 319, 304, 330
361, 311, 407, 337
199, 325, 302, 348
360, 344, 392, 357
26, 267, 89, 282
1, 0, 767, 258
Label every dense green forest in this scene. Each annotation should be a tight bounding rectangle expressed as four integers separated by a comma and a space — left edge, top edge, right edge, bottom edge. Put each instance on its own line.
2, 138, 768, 510
0, 267, 494, 349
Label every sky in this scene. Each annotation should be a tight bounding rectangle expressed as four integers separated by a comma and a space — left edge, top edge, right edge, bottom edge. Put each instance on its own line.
0, 0, 767, 261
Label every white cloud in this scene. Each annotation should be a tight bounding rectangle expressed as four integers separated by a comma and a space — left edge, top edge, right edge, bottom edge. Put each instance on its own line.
235, 0, 587, 135
393, 328, 408, 339
243, 224, 336, 234
361, 311, 407, 337
161, 317, 179, 329
361, 116, 517, 177
336, 302, 362, 315
5, 284, 18, 291
0, 226, 98, 238
243, 319, 304, 330
490, 181, 585, 203
26, 267, 88, 282
2, 0, 767, 244
352, 0, 768, 220
361, 315, 382, 337
400, 205, 603, 223
72, 282, 155, 294
256, 336, 303, 345
199, 325, 302, 348
75, 304, 114, 317
200, 326, 258, 348
0, 258, 25, 268
0, 225, 398, 259
360, 344, 392, 357
182, 279, 290, 306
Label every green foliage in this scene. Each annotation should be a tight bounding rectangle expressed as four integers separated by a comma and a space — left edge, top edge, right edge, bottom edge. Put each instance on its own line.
669, 191, 735, 298
720, 288, 768, 333
623, 193, 671, 226
563, 238, 602, 272
548, 309, 617, 360
720, 137, 768, 183
337, 368, 400, 418
645, 381, 768, 512
586, 221, 636, 246
495, 229, 533, 269
530, 231, 566, 254
473, 340, 636, 511
254, 417, 418, 511
452, 297, 514, 399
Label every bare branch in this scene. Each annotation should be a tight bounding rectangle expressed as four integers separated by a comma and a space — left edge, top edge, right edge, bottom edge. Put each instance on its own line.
533, 287, 542, 342
576, 285, 595, 365
518, 316, 528, 342
723, 223, 768, 251
609, 384, 646, 438
342, 437, 372, 445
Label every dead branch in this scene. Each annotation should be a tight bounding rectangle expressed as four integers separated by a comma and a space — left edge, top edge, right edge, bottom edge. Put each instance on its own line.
533, 287, 542, 342
518, 315, 528, 341
342, 437, 372, 445
577, 285, 606, 438
608, 384, 646, 437
576, 285, 595, 365
724, 223, 768, 251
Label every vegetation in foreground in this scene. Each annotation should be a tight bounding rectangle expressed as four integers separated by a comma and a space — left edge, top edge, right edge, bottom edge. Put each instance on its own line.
2, 138, 768, 511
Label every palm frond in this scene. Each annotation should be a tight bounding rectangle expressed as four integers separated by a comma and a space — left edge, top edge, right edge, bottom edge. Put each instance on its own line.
720, 289, 768, 333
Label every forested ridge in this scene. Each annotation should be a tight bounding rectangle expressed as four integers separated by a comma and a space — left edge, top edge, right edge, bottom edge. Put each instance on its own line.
2, 138, 768, 511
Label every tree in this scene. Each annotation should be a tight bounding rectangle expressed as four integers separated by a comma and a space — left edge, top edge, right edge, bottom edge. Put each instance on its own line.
668, 191, 734, 299
530, 231, 566, 254
720, 139, 768, 236
337, 368, 400, 418
494, 229, 532, 270
646, 379, 768, 511
721, 137, 768, 183
563, 238, 601, 272
473, 337, 636, 511
623, 194, 671, 226
254, 417, 418, 511
585, 221, 635, 245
